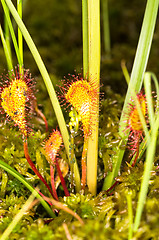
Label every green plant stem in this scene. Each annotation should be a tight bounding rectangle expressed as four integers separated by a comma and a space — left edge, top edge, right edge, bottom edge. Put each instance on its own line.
82, 0, 88, 79
0, 159, 55, 218
121, 60, 130, 84
149, 73, 159, 113
102, 0, 111, 57
126, 192, 133, 240
4, 9, 12, 61
103, 0, 159, 190
4, 0, 80, 192
86, 0, 100, 195
17, 0, 23, 66
144, 72, 155, 127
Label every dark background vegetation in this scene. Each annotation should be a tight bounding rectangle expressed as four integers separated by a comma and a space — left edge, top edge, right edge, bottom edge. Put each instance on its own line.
1, 0, 159, 95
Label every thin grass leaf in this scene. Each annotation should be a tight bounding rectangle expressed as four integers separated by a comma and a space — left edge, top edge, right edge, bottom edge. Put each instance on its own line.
4, 11, 12, 61
17, 0, 23, 65
101, 0, 111, 57
147, 72, 159, 114
144, 72, 155, 127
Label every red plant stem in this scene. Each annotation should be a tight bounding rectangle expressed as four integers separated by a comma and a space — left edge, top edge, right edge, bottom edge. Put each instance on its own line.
132, 140, 139, 167
35, 106, 48, 132
81, 137, 88, 190
23, 139, 54, 198
106, 180, 119, 193
50, 165, 59, 201
55, 158, 70, 197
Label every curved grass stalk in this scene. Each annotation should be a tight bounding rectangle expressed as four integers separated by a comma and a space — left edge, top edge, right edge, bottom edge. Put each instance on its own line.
103, 0, 159, 190
4, 0, 80, 192
144, 72, 159, 122
0, 159, 55, 218
4, 10, 12, 59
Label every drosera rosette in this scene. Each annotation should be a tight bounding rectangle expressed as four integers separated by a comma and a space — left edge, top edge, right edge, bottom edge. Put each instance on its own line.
0, 65, 54, 198
58, 73, 99, 190
125, 90, 148, 166
59, 73, 99, 136
0, 66, 35, 137
43, 129, 70, 199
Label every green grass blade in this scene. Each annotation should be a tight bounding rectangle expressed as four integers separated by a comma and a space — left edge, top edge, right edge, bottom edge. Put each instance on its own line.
4, 10, 12, 62
0, 25, 13, 70
4, 0, 80, 192
0, 159, 55, 218
126, 191, 133, 240
1, 0, 22, 66
101, 0, 111, 57
148, 72, 159, 114
17, 0, 23, 65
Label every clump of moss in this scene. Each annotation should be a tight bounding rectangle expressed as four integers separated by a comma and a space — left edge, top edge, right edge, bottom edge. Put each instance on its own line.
25, 219, 54, 240
0, 194, 35, 238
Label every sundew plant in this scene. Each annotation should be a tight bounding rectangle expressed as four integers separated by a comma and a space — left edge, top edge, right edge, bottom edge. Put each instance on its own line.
0, 0, 159, 239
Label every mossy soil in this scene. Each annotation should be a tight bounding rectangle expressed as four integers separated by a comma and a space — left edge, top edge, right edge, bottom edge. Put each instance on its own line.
0, 0, 159, 239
